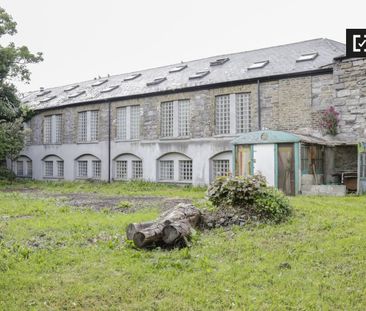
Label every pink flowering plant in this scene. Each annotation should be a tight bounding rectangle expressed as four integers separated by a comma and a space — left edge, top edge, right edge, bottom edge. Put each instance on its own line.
320, 106, 340, 136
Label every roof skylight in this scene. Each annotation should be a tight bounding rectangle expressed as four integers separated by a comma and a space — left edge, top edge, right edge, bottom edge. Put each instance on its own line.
39, 95, 56, 103
68, 90, 85, 99
100, 85, 119, 93
189, 70, 210, 80
248, 60, 269, 70
210, 57, 229, 66
146, 77, 167, 86
92, 79, 108, 87
37, 90, 51, 97
296, 52, 318, 62
64, 85, 79, 92
169, 64, 187, 73
123, 73, 141, 81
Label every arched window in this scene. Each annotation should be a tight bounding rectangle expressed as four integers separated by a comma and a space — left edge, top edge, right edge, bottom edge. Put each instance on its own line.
42, 155, 64, 179
113, 153, 143, 180
14, 155, 32, 178
75, 154, 101, 179
210, 151, 232, 181
157, 152, 192, 182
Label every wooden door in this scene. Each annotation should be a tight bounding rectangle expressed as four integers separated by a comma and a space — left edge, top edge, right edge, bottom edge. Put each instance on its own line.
277, 143, 295, 195
235, 145, 251, 176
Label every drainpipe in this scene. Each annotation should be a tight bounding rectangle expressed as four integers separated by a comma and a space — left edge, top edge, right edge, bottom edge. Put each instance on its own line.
257, 79, 261, 130
108, 101, 111, 183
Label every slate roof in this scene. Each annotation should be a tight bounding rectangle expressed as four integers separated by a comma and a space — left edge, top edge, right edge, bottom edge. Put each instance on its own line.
22, 38, 345, 111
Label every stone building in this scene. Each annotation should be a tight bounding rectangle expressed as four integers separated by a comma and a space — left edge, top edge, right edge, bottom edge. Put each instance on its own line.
14, 38, 366, 194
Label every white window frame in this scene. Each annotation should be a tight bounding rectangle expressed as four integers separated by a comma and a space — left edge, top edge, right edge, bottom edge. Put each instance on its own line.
14, 156, 32, 178
114, 154, 143, 180
116, 105, 140, 141
75, 154, 101, 179
43, 114, 62, 144
44, 161, 54, 177
210, 151, 232, 181
78, 110, 99, 143
42, 155, 64, 179
160, 100, 190, 138
158, 153, 192, 183
215, 93, 251, 135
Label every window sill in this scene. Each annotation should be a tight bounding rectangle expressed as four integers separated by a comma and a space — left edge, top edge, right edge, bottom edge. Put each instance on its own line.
43, 143, 63, 145
115, 139, 140, 143
43, 176, 64, 180
158, 180, 192, 184
76, 141, 99, 144
159, 136, 191, 141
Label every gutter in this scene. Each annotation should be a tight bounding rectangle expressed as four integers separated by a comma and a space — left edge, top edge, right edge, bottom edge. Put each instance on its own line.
32, 68, 333, 113
257, 79, 261, 130
108, 101, 111, 183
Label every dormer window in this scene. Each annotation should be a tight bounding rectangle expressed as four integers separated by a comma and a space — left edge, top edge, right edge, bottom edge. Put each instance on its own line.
296, 52, 318, 62
248, 60, 269, 70
146, 77, 166, 86
189, 70, 210, 80
210, 57, 229, 66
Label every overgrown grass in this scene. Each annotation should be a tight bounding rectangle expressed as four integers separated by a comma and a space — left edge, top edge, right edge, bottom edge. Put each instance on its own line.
0, 183, 366, 310
0, 179, 206, 199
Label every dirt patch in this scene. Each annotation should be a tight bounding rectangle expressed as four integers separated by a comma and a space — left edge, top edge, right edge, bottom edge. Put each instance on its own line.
52, 193, 192, 212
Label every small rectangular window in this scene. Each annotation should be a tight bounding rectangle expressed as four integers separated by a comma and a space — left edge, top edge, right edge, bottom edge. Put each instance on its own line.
161, 102, 174, 137
64, 85, 79, 92
189, 71, 210, 80
44, 161, 53, 177
210, 57, 229, 66
100, 85, 119, 93
123, 73, 141, 81
68, 91, 85, 99
39, 95, 56, 103
92, 79, 108, 87
169, 65, 187, 73
92, 160, 101, 178
57, 161, 64, 177
213, 160, 230, 178
248, 60, 269, 70
215, 95, 230, 135
116, 161, 127, 180
296, 53, 318, 62
179, 160, 192, 181
159, 160, 174, 180
146, 77, 166, 86
132, 160, 143, 179
78, 161, 88, 178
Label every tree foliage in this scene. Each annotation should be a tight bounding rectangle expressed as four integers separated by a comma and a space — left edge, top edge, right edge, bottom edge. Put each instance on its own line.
0, 6, 42, 168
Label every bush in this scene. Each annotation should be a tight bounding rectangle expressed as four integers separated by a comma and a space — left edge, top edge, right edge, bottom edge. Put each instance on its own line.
0, 165, 15, 181
207, 175, 292, 223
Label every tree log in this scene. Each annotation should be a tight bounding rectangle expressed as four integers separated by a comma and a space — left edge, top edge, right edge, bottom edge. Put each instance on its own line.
126, 203, 201, 248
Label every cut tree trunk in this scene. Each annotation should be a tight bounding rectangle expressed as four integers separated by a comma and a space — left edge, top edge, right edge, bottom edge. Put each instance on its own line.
126, 203, 201, 248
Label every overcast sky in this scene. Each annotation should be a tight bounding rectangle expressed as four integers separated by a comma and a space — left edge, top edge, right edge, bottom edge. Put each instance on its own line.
2, 0, 366, 93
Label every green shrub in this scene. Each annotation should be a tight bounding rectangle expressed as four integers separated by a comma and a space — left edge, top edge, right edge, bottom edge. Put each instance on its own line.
0, 166, 15, 181
207, 175, 292, 223
253, 187, 292, 223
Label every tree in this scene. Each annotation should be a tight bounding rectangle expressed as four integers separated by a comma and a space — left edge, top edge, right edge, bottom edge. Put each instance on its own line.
0, 6, 42, 173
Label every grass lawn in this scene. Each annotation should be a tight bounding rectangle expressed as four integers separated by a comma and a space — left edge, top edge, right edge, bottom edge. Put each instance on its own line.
0, 181, 365, 310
